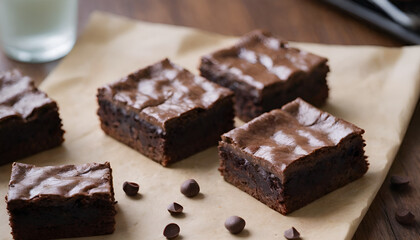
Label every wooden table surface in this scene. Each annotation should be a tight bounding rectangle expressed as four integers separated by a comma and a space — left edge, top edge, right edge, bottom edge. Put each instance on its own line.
0, 0, 419, 239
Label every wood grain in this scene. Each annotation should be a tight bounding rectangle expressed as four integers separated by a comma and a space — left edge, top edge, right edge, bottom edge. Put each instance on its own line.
0, 0, 418, 239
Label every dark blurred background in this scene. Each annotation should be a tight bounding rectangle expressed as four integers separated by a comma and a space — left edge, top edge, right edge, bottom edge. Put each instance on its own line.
76, 0, 419, 46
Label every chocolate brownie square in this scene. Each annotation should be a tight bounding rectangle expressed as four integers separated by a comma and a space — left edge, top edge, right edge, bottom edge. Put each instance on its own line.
6, 162, 117, 240
97, 59, 234, 166
219, 98, 368, 215
0, 70, 64, 164
200, 30, 329, 121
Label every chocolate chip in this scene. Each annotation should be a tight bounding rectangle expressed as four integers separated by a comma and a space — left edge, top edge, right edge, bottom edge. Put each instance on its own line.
224, 216, 246, 234
390, 175, 410, 188
123, 181, 139, 196
163, 223, 180, 239
167, 202, 183, 215
284, 227, 300, 239
180, 179, 200, 197
395, 209, 415, 225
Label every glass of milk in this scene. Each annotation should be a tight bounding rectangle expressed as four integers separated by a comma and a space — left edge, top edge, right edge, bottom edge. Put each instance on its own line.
0, 0, 78, 63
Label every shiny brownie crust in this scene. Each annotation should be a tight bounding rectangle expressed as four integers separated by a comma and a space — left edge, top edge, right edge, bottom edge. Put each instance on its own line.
6, 162, 116, 240
0, 70, 64, 164
219, 134, 367, 214
218, 98, 368, 215
200, 30, 329, 122
97, 95, 234, 166
97, 59, 234, 166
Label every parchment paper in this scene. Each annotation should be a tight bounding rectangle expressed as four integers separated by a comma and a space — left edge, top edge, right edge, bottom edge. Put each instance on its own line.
1, 12, 420, 240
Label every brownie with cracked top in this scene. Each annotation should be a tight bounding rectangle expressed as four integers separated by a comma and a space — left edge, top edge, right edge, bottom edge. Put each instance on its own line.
0, 70, 64, 164
219, 98, 368, 215
6, 162, 116, 240
200, 30, 329, 121
97, 58, 234, 166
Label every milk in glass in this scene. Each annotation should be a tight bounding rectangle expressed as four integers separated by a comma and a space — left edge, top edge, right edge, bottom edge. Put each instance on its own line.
0, 0, 78, 62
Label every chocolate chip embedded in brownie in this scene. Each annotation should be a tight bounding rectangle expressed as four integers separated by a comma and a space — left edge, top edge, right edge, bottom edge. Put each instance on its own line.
0, 70, 64, 164
6, 162, 117, 239
219, 98, 368, 215
200, 30, 329, 121
97, 58, 234, 166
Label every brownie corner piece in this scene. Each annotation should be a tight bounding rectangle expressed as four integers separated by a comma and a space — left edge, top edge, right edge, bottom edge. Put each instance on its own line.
0, 70, 64, 164
200, 30, 329, 121
218, 98, 368, 215
97, 58, 234, 166
6, 161, 116, 240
